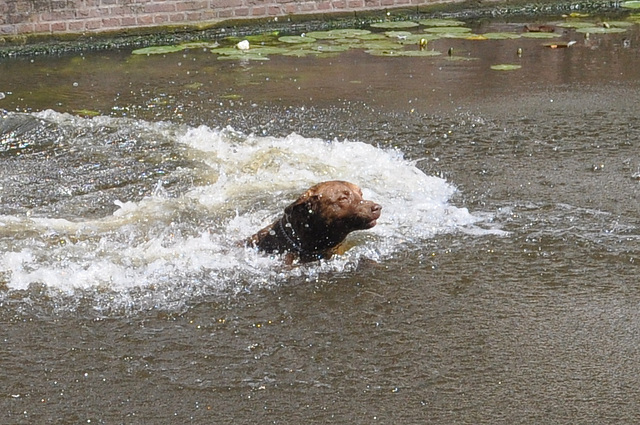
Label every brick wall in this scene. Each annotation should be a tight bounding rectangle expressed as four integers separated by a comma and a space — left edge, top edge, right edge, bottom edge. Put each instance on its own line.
0, 0, 452, 36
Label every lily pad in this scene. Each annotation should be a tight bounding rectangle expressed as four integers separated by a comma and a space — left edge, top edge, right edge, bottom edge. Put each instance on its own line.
356, 33, 386, 40
131, 45, 185, 55
328, 29, 372, 37
481, 32, 521, 39
556, 21, 598, 29
396, 34, 441, 44
361, 41, 404, 50
180, 41, 220, 49
491, 64, 522, 71
575, 26, 628, 34
370, 21, 420, 29
604, 21, 635, 27
278, 35, 317, 44
425, 26, 472, 33
520, 32, 561, 38
305, 31, 341, 39
384, 31, 414, 39
419, 18, 465, 27
465, 34, 488, 40
621, 0, 640, 8
398, 50, 442, 57
311, 44, 350, 52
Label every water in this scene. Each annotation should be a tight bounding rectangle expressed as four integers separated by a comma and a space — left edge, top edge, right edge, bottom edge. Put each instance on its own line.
1, 15, 640, 424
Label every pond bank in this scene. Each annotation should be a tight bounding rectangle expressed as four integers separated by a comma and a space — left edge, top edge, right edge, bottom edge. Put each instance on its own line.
0, 0, 621, 57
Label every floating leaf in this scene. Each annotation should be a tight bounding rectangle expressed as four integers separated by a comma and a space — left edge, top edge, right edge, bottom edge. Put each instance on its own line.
180, 41, 220, 49
556, 21, 598, 28
520, 32, 561, 38
305, 31, 341, 39
491, 64, 522, 71
481, 32, 521, 39
425, 26, 472, 33
311, 44, 350, 52
328, 29, 372, 37
397, 50, 442, 57
604, 21, 635, 27
361, 41, 404, 50
370, 21, 420, 29
384, 30, 414, 39
278, 35, 317, 44
621, 0, 640, 8
251, 46, 290, 55
575, 26, 628, 34
396, 34, 441, 44
73, 109, 101, 116
465, 34, 488, 40
357, 33, 388, 40
419, 18, 465, 27
131, 45, 185, 55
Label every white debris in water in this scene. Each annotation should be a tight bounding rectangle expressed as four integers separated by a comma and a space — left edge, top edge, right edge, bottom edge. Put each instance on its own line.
236, 40, 250, 50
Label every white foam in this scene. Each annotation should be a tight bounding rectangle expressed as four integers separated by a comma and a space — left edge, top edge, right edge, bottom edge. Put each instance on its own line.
0, 112, 498, 308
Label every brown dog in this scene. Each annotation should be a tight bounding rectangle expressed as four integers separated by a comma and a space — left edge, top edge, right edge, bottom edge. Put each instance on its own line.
247, 181, 382, 263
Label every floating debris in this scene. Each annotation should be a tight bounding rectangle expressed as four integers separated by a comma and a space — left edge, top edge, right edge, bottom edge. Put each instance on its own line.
236, 40, 250, 50
544, 40, 577, 48
491, 64, 522, 71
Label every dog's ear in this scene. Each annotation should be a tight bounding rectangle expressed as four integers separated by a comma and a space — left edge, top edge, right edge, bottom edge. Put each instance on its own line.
284, 190, 319, 216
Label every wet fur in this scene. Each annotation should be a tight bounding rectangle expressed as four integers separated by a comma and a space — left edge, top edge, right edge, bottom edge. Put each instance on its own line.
247, 181, 382, 264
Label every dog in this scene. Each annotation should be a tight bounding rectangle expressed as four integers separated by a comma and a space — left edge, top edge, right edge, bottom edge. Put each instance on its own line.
247, 181, 382, 263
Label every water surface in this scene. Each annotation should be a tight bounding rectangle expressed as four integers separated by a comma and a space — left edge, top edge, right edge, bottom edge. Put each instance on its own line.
1, 15, 639, 424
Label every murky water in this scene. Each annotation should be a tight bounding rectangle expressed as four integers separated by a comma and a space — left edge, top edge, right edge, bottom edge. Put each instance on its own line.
1, 14, 640, 424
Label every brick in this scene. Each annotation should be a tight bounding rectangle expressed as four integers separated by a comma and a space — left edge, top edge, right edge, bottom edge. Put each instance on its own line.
144, 2, 176, 13
169, 12, 187, 21
34, 22, 52, 32
176, 0, 208, 11
0, 25, 16, 35
234, 6, 249, 15
347, 0, 364, 7
136, 15, 154, 25
16, 23, 36, 33
216, 9, 233, 17
121, 16, 137, 25
101, 17, 121, 27
68, 20, 86, 30
85, 18, 103, 29
250, 5, 266, 15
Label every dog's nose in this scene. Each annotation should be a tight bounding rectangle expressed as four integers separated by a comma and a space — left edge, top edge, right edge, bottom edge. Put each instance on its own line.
371, 203, 382, 214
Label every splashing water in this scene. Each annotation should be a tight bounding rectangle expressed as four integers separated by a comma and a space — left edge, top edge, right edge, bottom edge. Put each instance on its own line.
0, 110, 492, 312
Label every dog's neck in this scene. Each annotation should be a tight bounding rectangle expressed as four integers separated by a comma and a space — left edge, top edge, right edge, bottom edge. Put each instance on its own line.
277, 213, 335, 260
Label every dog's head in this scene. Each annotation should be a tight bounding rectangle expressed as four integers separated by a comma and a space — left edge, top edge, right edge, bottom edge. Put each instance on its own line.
284, 181, 382, 242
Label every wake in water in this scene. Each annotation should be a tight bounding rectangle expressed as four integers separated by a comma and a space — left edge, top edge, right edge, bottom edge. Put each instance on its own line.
0, 110, 493, 312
